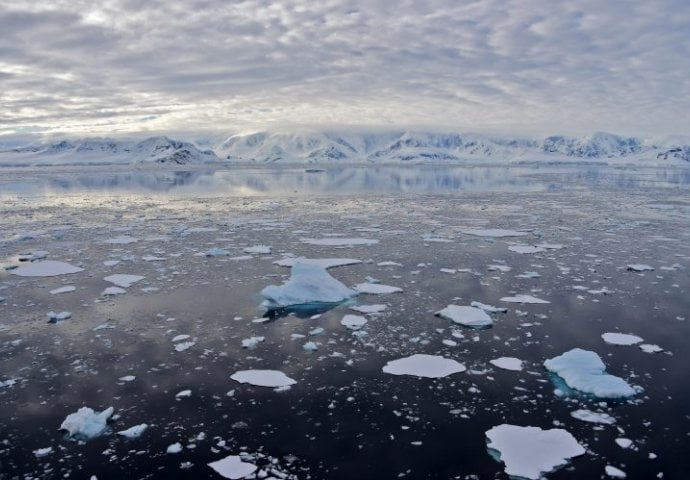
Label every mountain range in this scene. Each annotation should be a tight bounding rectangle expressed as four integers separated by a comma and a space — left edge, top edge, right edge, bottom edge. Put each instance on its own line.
1, 131, 688, 165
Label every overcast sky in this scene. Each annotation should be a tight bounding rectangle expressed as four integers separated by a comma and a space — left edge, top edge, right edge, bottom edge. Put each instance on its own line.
1, 0, 689, 139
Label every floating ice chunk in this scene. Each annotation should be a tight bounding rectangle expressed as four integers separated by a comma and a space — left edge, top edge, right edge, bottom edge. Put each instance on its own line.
142, 255, 165, 261
241, 336, 265, 349
103, 260, 120, 267
104, 274, 145, 288
626, 264, 653, 272
377, 261, 402, 267
50, 285, 75, 295
485, 424, 585, 480
509, 245, 547, 254
230, 370, 297, 388
516, 271, 541, 279
615, 438, 633, 449
460, 229, 529, 238
309, 327, 324, 336
174, 341, 195, 352
104, 235, 138, 244
203, 248, 230, 257
33, 446, 53, 457
354, 283, 402, 294
544, 348, 637, 398
60, 406, 114, 440
487, 264, 511, 272
570, 409, 616, 425
436, 305, 493, 328
350, 304, 387, 314
470, 301, 507, 313
602, 333, 643, 346
490, 357, 523, 371
382, 354, 466, 378
47, 311, 72, 323
640, 344, 663, 353
588, 287, 611, 295
301, 237, 378, 246
605, 465, 627, 478
11, 261, 83, 277
175, 389, 192, 399
243, 245, 271, 254
537, 243, 565, 250
500, 294, 550, 304
208, 454, 258, 479
341, 314, 367, 329
171, 334, 190, 342
274, 257, 361, 269
117, 423, 148, 439
302, 341, 318, 351
18, 250, 49, 261
1, 379, 17, 388
167, 442, 183, 454
118, 375, 136, 382
102, 286, 126, 296
440, 268, 456, 274
261, 263, 357, 308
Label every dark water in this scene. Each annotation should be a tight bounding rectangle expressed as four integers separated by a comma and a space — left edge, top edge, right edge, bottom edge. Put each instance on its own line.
0, 165, 689, 479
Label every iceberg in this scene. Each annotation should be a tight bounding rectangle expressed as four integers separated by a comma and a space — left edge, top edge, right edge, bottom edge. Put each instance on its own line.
117, 423, 148, 439
436, 305, 493, 328
382, 354, 466, 378
208, 454, 258, 479
544, 348, 637, 398
60, 406, 114, 440
261, 263, 357, 308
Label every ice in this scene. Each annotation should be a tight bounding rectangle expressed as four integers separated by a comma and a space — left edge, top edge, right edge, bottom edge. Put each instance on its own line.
118, 375, 136, 382
487, 264, 511, 272
241, 336, 265, 349
166, 442, 183, 454
490, 357, 523, 371
60, 406, 114, 440
104, 235, 138, 244
605, 465, 627, 478
627, 264, 653, 272
50, 285, 75, 295
47, 311, 72, 323
544, 348, 637, 398
171, 334, 191, 342
208, 454, 258, 479
500, 294, 550, 304
274, 257, 361, 269
602, 332, 643, 346
18, 250, 49, 261
570, 409, 616, 425
102, 286, 126, 296
104, 274, 145, 288
204, 248, 230, 257
243, 245, 271, 254
470, 301, 507, 313
174, 341, 195, 352
341, 314, 367, 329
460, 229, 528, 238
230, 370, 297, 388
349, 304, 387, 314
485, 424, 585, 480
640, 344, 663, 353
261, 263, 357, 308
117, 423, 148, 439
175, 389, 192, 398
103, 260, 120, 266
509, 245, 547, 254
33, 446, 53, 457
301, 237, 378, 246
436, 305, 493, 328
382, 354, 466, 378
302, 341, 318, 351
377, 261, 402, 267
615, 438, 633, 449
10, 260, 83, 277
353, 283, 402, 294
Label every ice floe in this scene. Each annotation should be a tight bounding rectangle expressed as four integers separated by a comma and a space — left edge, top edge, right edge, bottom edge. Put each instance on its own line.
382, 354, 466, 378
241, 336, 265, 349
500, 294, 550, 304
104, 235, 138, 244
118, 375, 136, 382
605, 465, 627, 478
60, 406, 114, 440
490, 357, 523, 371
274, 257, 361, 269
167, 442, 183, 454
102, 286, 126, 296
10, 261, 83, 277
508, 245, 547, 254
301, 237, 378, 246
436, 305, 493, 328
243, 245, 271, 254
544, 348, 637, 398
460, 229, 529, 238
50, 285, 75, 295
349, 304, 387, 314
47, 311, 72, 323
626, 264, 653, 272
104, 274, 145, 288
341, 314, 367, 329
33, 447, 53, 458
261, 263, 357, 308
208, 454, 258, 479
230, 370, 297, 388
601, 332, 643, 346
354, 283, 402, 294
640, 344, 663, 353
470, 301, 507, 313
485, 424, 585, 480
570, 409, 616, 425
117, 423, 148, 439
615, 438, 633, 449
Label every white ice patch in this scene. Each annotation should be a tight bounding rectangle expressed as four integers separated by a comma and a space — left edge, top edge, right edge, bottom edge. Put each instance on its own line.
490, 357, 523, 371
243, 245, 271, 254
640, 344, 663, 353
508, 245, 547, 254
626, 264, 653, 272
605, 465, 627, 478
117, 423, 148, 439
436, 305, 493, 328
500, 294, 550, 304
274, 257, 361, 269
118, 375, 136, 382
47, 311, 72, 322
602, 333, 643, 346
50, 285, 75, 295
104, 235, 138, 244
166, 442, 183, 454
382, 354, 466, 378
230, 370, 297, 388
102, 286, 126, 296
460, 229, 529, 238
349, 304, 387, 315
33, 447, 53, 457
208, 454, 258, 479
570, 409, 616, 425
175, 389, 192, 399
60, 406, 114, 440
301, 237, 378, 246
10, 261, 83, 277
615, 438, 633, 449
104, 274, 145, 288
341, 314, 367, 329
544, 348, 637, 398
261, 263, 357, 308
241, 336, 265, 349
103, 260, 120, 266
470, 301, 507, 313
354, 283, 402, 294
488, 264, 511, 272
485, 424, 585, 480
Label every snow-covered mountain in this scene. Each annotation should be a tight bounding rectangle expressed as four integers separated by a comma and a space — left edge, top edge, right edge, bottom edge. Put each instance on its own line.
3, 136, 218, 165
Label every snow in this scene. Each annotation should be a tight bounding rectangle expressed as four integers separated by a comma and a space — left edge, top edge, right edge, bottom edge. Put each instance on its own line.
104, 274, 145, 288
300, 237, 379, 246
60, 406, 114, 440
354, 283, 402, 294
602, 332, 643, 346
570, 409, 616, 425
627, 264, 653, 272
230, 370, 297, 388
485, 424, 585, 480
341, 314, 367, 329
544, 348, 637, 398
208, 455, 258, 479
117, 423, 148, 439
166, 442, 183, 454
509, 245, 547, 254
261, 263, 357, 308
605, 465, 627, 478
460, 229, 529, 238
500, 294, 550, 304
273, 257, 361, 269
102, 286, 126, 296
490, 357, 523, 371
10, 260, 83, 277
50, 285, 75, 295
382, 354, 466, 378
243, 245, 271, 254
436, 305, 493, 328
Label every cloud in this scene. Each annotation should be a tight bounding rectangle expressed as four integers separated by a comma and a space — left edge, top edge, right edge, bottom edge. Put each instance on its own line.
0, 0, 688, 138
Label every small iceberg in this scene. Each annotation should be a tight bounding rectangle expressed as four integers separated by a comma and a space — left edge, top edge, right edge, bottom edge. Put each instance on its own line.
243, 245, 271, 254
104, 274, 145, 288
570, 409, 616, 425
382, 354, 466, 378
341, 314, 367, 330
354, 283, 402, 294
490, 357, 523, 371
230, 370, 297, 388
436, 305, 493, 329
60, 406, 114, 441
208, 454, 258, 479
544, 348, 638, 398
486, 424, 585, 480
47, 311, 72, 323
10, 261, 83, 277
601, 332, 643, 346
626, 264, 653, 272
117, 423, 148, 439
508, 245, 547, 254
500, 294, 550, 304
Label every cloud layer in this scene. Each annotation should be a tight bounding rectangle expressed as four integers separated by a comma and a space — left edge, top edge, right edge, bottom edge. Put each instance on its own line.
1, 0, 689, 138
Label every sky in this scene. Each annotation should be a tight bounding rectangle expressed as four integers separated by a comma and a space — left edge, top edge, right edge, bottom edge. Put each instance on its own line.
1, 0, 689, 141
